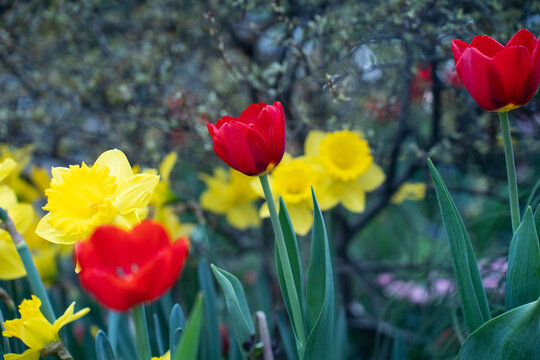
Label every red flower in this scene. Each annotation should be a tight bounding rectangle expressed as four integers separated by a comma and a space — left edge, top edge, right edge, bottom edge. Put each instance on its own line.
452, 29, 540, 112
207, 102, 286, 176
76, 221, 189, 311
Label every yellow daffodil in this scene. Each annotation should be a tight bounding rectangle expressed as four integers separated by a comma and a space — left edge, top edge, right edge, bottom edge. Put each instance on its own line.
29, 165, 52, 195
2, 295, 89, 360
0, 145, 40, 202
152, 350, 171, 360
258, 154, 322, 236
391, 182, 426, 204
0, 157, 16, 183
149, 152, 178, 207
36, 149, 159, 244
0, 185, 34, 280
199, 168, 260, 230
305, 130, 385, 213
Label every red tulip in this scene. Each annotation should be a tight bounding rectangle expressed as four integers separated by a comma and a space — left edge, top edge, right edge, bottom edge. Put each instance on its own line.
452, 29, 540, 112
207, 101, 286, 176
76, 221, 189, 311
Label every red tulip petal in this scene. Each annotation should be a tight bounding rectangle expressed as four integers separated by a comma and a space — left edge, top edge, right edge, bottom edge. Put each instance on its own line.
506, 29, 537, 54
238, 102, 266, 125
80, 268, 142, 311
214, 116, 238, 129
207, 122, 219, 139
212, 122, 270, 175
78, 226, 132, 270
470, 35, 504, 57
452, 40, 470, 64
128, 221, 172, 266
456, 48, 505, 111
517, 38, 540, 106
493, 46, 531, 105
253, 103, 285, 165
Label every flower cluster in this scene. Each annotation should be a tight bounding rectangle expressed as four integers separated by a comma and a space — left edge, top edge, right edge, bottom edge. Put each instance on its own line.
202, 112, 386, 235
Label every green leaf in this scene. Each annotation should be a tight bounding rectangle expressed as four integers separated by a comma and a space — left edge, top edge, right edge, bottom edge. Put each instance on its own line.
534, 206, 540, 240
505, 207, 540, 310
169, 303, 185, 360
175, 293, 204, 360
304, 188, 335, 360
276, 310, 299, 360
198, 259, 221, 360
458, 297, 540, 359
153, 313, 165, 355
427, 159, 490, 333
275, 197, 306, 338
211, 264, 255, 350
95, 330, 117, 360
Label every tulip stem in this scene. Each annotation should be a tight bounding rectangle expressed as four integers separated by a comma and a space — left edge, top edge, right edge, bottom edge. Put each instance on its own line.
132, 305, 152, 360
0, 208, 56, 323
259, 174, 306, 357
498, 111, 520, 232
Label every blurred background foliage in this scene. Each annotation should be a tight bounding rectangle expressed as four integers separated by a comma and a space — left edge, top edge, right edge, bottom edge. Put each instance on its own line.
1, 0, 540, 358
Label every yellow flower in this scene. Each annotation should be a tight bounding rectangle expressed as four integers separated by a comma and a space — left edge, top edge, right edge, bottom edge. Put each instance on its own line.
199, 168, 260, 230
305, 130, 385, 213
391, 182, 426, 204
36, 149, 160, 244
0, 145, 40, 202
0, 157, 16, 183
30, 165, 52, 195
0, 185, 34, 280
258, 154, 322, 236
2, 295, 89, 360
149, 152, 178, 207
152, 350, 171, 360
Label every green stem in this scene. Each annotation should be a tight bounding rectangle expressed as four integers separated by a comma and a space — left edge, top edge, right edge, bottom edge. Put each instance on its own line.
17, 244, 56, 322
498, 112, 520, 232
132, 305, 152, 360
259, 174, 306, 357
0, 208, 56, 323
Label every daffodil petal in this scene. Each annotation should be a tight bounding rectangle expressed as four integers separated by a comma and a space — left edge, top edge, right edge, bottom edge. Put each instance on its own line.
159, 152, 177, 184
356, 163, 386, 191
0, 185, 18, 208
20, 318, 56, 349
114, 173, 159, 214
0, 235, 26, 280
35, 214, 80, 245
95, 149, 134, 184
304, 130, 326, 156
53, 302, 90, 334
340, 183, 366, 213
287, 203, 313, 236
225, 203, 261, 230
4, 348, 41, 360
0, 158, 16, 183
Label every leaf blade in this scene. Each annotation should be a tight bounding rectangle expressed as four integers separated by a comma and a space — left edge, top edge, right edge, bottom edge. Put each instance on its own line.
428, 159, 490, 333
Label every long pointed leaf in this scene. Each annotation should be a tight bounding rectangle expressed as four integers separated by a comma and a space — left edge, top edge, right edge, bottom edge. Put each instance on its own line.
169, 304, 185, 359
198, 259, 221, 360
95, 330, 117, 360
275, 197, 306, 338
211, 264, 255, 350
458, 297, 540, 359
304, 188, 335, 360
175, 293, 204, 360
505, 207, 540, 310
428, 159, 490, 333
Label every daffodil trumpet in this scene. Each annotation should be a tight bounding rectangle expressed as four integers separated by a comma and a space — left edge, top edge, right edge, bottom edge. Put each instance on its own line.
0, 209, 56, 323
